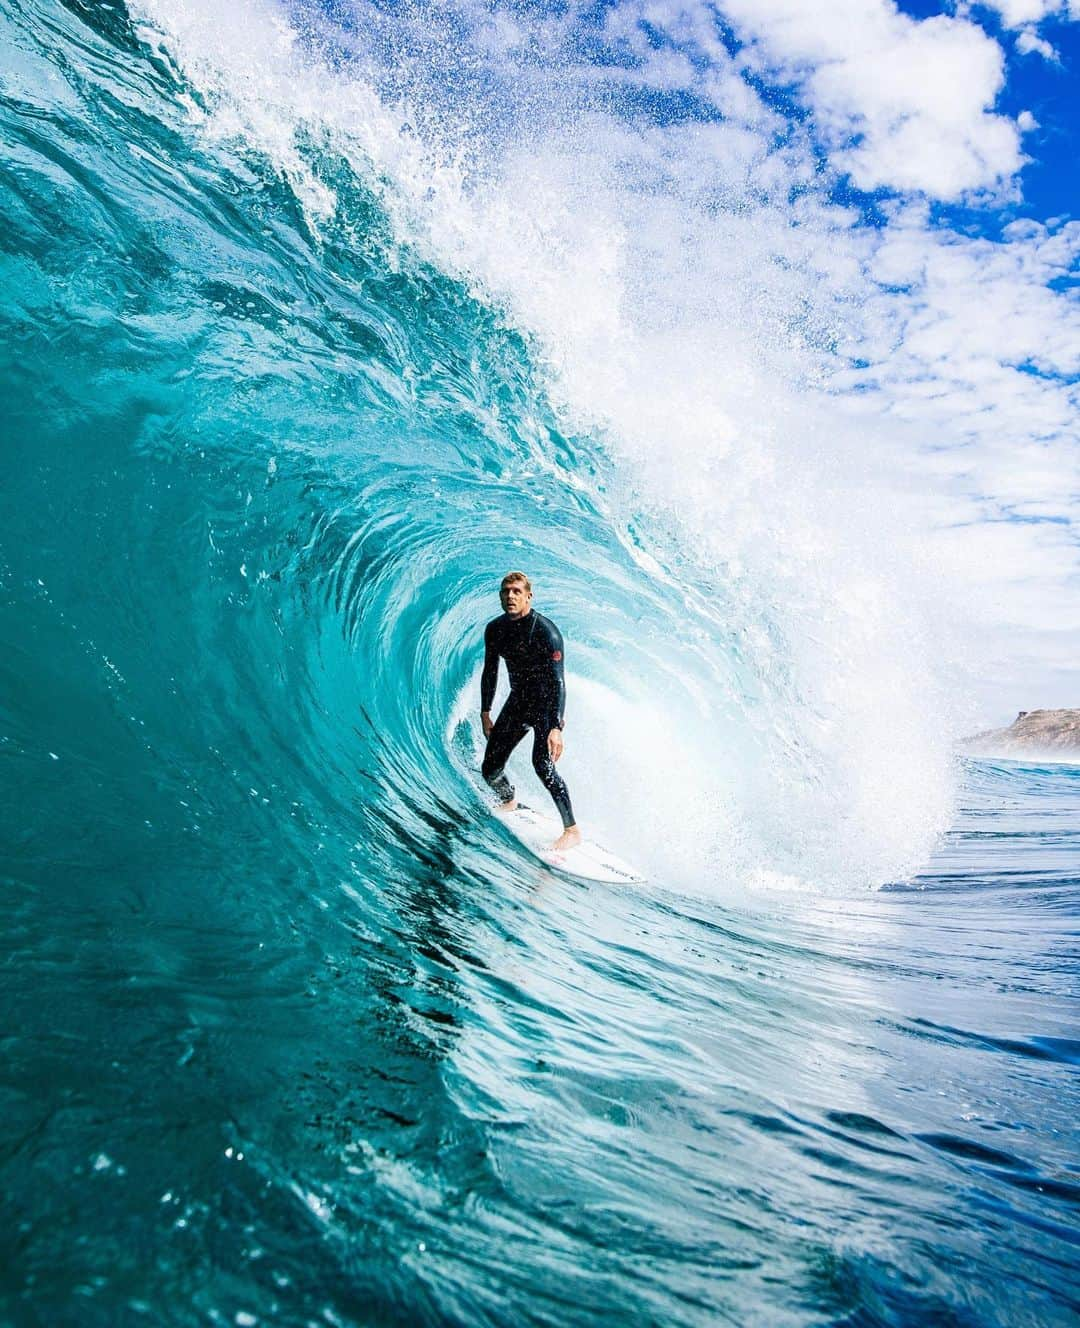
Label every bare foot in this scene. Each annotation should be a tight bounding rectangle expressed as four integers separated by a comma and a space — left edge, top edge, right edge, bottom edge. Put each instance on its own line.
551, 825, 582, 852
495, 798, 518, 816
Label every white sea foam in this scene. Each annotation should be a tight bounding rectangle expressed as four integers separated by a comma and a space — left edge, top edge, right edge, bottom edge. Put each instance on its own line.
132, 0, 976, 890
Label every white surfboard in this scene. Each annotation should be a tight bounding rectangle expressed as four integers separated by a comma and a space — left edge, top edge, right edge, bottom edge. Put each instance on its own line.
496, 804, 646, 885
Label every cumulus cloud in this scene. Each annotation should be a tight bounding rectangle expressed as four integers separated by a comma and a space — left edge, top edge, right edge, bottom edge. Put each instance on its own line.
967, 0, 1078, 59
831, 208, 1080, 713
718, 0, 1024, 199
1015, 28, 1059, 56
971, 0, 1079, 27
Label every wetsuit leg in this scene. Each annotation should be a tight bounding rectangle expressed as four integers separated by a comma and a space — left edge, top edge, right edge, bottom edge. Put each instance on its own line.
530, 724, 576, 829
481, 702, 529, 804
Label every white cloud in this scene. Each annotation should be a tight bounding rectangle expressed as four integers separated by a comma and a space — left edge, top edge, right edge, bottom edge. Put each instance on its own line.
969, 0, 1079, 56
1016, 27, 1059, 55
718, 0, 1023, 199
830, 209, 1080, 717
973, 0, 1076, 28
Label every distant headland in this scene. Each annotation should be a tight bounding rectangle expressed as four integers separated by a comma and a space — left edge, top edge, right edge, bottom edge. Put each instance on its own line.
964, 709, 1080, 758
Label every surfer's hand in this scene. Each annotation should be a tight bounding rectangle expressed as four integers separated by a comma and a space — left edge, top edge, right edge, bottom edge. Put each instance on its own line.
481, 711, 493, 738
548, 728, 563, 762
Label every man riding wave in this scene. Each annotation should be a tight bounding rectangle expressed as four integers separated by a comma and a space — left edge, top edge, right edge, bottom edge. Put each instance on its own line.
480, 572, 581, 852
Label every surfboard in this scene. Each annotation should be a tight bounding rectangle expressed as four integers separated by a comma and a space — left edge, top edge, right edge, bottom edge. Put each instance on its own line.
496, 804, 646, 885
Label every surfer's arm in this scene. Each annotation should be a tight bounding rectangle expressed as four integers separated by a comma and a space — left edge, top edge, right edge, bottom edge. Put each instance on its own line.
541, 619, 566, 733
480, 622, 499, 733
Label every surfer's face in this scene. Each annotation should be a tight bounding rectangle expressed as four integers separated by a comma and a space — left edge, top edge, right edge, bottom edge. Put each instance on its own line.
500, 580, 532, 618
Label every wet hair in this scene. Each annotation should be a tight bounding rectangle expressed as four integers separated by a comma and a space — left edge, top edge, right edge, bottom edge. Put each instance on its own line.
501, 571, 532, 593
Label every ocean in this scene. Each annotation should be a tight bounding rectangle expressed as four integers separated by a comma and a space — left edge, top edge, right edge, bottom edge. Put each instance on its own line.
1, 1, 1077, 1323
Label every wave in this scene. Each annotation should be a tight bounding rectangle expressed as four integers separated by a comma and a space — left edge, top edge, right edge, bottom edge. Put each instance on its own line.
3, 0, 958, 897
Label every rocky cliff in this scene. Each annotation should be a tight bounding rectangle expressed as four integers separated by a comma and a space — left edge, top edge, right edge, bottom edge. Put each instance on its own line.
965, 708, 1080, 757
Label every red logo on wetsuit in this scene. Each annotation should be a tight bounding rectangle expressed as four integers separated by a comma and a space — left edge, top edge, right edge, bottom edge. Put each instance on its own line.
552, 650, 562, 661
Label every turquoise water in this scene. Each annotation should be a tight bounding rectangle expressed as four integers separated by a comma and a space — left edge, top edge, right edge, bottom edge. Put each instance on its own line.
2, 2, 1078, 1323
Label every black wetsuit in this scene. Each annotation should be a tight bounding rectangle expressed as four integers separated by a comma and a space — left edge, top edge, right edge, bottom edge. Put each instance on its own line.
480, 610, 576, 829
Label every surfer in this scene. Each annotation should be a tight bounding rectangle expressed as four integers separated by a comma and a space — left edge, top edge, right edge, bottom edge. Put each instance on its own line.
480, 572, 581, 851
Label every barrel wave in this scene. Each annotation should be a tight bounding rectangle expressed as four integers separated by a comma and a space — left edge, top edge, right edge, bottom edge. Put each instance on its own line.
2, 2, 1077, 1325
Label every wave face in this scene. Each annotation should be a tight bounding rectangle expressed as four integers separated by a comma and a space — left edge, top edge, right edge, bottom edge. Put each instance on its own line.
2, 2, 1076, 1325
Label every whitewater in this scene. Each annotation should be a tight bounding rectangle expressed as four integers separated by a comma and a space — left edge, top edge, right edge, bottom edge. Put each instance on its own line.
1, 1, 1077, 1324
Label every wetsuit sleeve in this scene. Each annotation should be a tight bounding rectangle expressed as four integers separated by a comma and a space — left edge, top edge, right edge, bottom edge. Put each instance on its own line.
541, 619, 566, 730
480, 621, 499, 712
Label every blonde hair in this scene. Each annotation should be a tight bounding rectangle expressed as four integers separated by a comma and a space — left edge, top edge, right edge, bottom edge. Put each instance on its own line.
500, 571, 532, 592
